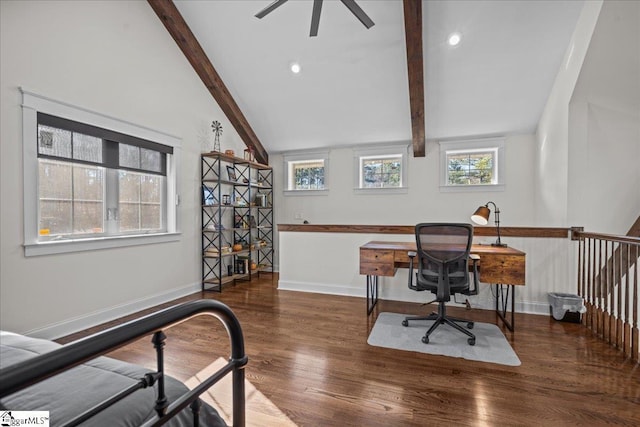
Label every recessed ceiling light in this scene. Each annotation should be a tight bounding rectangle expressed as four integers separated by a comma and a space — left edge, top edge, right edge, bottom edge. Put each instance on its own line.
290, 62, 301, 74
447, 32, 462, 47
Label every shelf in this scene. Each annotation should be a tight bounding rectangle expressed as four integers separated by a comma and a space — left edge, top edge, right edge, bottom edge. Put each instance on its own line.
201, 153, 273, 292
203, 227, 270, 233
203, 249, 251, 258
203, 274, 249, 286
202, 204, 250, 209
201, 151, 271, 168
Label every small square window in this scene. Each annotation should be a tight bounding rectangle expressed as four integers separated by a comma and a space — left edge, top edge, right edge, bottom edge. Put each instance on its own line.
446, 149, 496, 185
439, 137, 505, 192
360, 155, 403, 188
354, 145, 408, 193
284, 151, 329, 194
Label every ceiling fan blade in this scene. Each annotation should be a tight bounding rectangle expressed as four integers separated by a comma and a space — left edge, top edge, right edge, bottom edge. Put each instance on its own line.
255, 0, 289, 19
310, 0, 323, 37
340, 0, 375, 29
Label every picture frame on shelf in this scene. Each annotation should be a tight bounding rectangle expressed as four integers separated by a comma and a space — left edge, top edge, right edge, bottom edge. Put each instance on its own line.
234, 213, 245, 229
226, 165, 237, 182
202, 185, 216, 206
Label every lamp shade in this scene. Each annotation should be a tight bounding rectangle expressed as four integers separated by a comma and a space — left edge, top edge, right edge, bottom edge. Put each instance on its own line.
471, 205, 490, 225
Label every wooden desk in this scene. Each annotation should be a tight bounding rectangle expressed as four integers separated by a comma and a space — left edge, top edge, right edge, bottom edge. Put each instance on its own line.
360, 241, 526, 331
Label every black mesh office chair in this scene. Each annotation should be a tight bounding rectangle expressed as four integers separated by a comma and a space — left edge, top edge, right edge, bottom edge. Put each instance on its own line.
402, 223, 479, 346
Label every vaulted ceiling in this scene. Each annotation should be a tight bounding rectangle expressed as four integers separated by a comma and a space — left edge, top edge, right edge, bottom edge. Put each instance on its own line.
151, 0, 585, 163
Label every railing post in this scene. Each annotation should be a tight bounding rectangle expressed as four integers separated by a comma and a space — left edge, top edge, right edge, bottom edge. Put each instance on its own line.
152, 330, 168, 417
570, 226, 584, 241
633, 245, 639, 363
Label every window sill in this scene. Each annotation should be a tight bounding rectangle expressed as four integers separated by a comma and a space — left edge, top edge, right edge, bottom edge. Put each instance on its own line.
354, 187, 408, 195
439, 184, 505, 193
24, 232, 181, 257
283, 189, 329, 196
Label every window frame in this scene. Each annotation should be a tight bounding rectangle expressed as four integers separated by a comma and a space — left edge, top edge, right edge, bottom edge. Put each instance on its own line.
283, 150, 329, 196
439, 137, 505, 192
353, 145, 409, 194
22, 88, 181, 256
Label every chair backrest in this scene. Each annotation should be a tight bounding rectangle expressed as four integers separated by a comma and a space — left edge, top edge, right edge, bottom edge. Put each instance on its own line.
414, 223, 473, 299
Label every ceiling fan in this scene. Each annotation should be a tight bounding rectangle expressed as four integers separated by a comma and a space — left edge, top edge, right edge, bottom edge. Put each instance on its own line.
255, 0, 375, 37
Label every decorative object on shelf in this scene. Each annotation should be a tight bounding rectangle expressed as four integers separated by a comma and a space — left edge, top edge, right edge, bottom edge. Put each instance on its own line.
471, 201, 507, 247
232, 243, 243, 252
255, 193, 267, 207
205, 220, 223, 231
226, 165, 237, 181
244, 148, 255, 162
211, 120, 222, 152
202, 185, 216, 206
234, 213, 245, 229
222, 194, 231, 205
224, 149, 235, 156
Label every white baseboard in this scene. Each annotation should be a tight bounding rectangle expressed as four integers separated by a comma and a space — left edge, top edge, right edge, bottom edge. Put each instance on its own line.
25, 282, 202, 340
278, 280, 552, 317
278, 280, 364, 298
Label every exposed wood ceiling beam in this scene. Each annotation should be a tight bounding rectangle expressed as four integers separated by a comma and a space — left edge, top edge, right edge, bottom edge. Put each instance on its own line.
148, 0, 268, 165
402, 0, 425, 157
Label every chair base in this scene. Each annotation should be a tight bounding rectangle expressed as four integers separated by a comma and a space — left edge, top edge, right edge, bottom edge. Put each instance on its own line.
402, 303, 476, 346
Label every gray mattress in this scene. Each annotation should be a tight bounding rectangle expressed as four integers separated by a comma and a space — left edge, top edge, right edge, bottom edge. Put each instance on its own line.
0, 331, 226, 426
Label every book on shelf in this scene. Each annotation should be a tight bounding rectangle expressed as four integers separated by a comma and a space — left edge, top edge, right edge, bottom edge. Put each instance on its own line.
205, 250, 219, 257
235, 257, 249, 274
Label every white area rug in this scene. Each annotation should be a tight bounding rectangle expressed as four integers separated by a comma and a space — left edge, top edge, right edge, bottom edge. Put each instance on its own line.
368, 312, 521, 366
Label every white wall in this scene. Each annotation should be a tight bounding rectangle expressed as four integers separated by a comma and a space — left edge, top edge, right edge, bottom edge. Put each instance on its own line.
0, 1, 247, 337
273, 135, 536, 226
534, 1, 603, 226
276, 0, 640, 314
568, 0, 640, 234
274, 135, 552, 311
279, 231, 572, 315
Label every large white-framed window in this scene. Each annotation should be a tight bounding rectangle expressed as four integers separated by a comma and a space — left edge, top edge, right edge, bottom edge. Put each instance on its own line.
439, 137, 505, 192
22, 89, 181, 256
354, 144, 408, 194
283, 151, 329, 195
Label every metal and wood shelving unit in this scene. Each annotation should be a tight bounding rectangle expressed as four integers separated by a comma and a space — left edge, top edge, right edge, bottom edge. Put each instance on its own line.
201, 152, 273, 291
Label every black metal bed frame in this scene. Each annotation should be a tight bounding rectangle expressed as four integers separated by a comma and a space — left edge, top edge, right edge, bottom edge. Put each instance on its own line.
0, 299, 247, 427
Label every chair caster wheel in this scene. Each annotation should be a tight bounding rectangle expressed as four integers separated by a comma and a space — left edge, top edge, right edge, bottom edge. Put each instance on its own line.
467, 322, 474, 329
422, 336, 429, 344
402, 320, 408, 327
468, 338, 476, 346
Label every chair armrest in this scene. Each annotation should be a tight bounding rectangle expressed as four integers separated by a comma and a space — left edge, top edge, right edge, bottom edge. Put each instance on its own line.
468, 254, 480, 295
407, 251, 417, 290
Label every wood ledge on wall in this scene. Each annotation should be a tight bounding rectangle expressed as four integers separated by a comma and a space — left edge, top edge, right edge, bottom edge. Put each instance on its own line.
278, 224, 571, 239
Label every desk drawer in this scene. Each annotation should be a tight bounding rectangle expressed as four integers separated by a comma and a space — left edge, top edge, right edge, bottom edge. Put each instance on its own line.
479, 254, 526, 285
360, 249, 394, 263
360, 262, 395, 276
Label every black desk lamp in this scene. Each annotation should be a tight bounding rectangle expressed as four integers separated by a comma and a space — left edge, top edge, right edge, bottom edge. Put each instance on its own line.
471, 201, 507, 247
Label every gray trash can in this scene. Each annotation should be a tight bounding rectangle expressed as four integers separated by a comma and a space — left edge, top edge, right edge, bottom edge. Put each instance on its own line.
548, 292, 586, 323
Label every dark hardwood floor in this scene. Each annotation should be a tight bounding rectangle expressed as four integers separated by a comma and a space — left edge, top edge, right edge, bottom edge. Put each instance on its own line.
60, 274, 640, 426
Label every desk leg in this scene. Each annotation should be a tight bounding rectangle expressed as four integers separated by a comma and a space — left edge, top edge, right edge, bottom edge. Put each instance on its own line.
495, 284, 515, 332
366, 275, 379, 315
